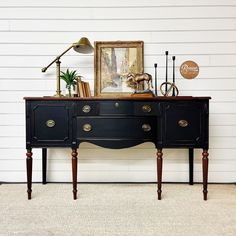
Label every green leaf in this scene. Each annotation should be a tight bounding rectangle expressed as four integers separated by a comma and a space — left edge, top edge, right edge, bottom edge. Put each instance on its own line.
60, 69, 78, 86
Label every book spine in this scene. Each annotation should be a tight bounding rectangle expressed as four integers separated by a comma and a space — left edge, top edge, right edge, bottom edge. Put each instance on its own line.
77, 80, 84, 97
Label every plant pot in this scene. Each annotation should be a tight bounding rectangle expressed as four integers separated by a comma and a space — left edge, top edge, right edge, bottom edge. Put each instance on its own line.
66, 86, 76, 97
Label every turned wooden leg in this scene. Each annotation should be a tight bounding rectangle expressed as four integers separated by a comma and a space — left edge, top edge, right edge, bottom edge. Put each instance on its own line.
42, 148, 47, 185
156, 149, 163, 200
189, 148, 194, 185
202, 149, 209, 200
72, 149, 78, 200
26, 149, 33, 200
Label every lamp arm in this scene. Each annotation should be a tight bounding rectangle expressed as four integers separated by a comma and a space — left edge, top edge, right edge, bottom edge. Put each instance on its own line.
41, 44, 74, 72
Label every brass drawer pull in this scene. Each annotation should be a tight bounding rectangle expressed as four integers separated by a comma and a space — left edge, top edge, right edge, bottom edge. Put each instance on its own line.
83, 124, 92, 132
178, 120, 188, 128
142, 105, 152, 113
82, 105, 91, 113
142, 124, 151, 132
46, 120, 55, 128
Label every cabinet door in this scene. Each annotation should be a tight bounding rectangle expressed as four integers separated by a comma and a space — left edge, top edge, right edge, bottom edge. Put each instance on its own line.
29, 102, 72, 146
162, 102, 204, 147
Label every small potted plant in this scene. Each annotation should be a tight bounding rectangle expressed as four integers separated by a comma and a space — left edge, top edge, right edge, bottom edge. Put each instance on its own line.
60, 69, 77, 97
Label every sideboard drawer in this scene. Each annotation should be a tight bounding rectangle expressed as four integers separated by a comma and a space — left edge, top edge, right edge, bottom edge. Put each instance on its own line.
77, 117, 157, 139
77, 101, 99, 116
99, 101, 133, 115
134, 102, 161, 116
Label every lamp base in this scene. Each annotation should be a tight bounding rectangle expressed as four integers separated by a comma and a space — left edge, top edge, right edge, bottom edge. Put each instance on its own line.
54, 92, 64, 97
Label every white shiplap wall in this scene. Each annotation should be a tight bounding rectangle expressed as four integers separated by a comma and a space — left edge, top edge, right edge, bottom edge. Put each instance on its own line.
0, 0, 236, 183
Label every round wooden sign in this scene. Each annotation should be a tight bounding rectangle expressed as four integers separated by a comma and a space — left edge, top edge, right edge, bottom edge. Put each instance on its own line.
180, 61, 199, 79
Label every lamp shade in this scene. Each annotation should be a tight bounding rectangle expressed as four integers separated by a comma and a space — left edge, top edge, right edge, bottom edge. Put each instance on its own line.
73, 37, 94, 54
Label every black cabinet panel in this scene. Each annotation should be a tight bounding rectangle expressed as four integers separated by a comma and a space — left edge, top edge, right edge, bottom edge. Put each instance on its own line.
162, 102, 204, 147
29, 102, 72, 147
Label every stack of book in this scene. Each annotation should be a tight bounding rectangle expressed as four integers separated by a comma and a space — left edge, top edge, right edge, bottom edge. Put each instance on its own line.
77, 77, 91, 97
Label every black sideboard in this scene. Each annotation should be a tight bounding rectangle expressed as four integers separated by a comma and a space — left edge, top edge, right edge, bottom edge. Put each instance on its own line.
24, 96, 210, 200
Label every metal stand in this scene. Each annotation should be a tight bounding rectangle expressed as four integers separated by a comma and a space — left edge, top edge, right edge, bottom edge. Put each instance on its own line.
55, 59, 62, 97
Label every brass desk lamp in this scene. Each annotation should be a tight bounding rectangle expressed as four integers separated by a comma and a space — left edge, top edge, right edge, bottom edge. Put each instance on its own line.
42, 37, 94, 97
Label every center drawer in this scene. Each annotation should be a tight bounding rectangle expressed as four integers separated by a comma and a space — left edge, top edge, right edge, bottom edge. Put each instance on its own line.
99, 101, 133, 115
77, 117, 157, 139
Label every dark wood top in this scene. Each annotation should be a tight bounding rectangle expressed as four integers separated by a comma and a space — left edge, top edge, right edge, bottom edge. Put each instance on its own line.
24, 96, 211, 101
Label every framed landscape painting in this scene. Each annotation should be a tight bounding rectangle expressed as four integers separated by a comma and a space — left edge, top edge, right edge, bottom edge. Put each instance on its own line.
94, 41, 144, 97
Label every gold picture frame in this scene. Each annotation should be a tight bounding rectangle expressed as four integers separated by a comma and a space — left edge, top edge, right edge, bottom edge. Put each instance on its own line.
94, 41, 144, 97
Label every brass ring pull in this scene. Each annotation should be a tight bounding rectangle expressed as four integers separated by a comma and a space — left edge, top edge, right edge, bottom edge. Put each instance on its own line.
46, 120, 55, 128
82, 105, 91, 113
83, 124, 92, 132
142, 105, 152, 113
142, 124, 151, 132
178, 120, 188, 128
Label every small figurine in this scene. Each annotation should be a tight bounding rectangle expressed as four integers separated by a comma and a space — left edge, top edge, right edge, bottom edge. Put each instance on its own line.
127, 73, 153, 95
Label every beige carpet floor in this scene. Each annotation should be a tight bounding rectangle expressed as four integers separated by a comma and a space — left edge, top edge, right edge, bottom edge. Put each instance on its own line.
0, 184, 235, 236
